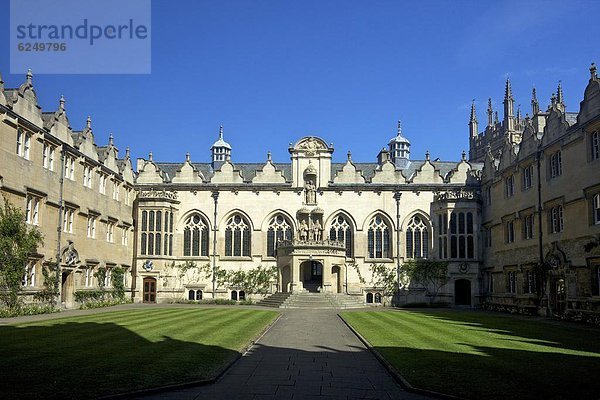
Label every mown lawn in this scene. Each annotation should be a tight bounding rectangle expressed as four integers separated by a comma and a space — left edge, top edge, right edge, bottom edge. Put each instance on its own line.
0, 307, 278, 399
341, 309, 600, 400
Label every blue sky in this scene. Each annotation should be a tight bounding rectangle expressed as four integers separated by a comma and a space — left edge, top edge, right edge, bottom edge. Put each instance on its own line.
1, 0, 598, 166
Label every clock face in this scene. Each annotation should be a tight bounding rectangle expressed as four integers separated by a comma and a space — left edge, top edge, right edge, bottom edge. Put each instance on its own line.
549, 257, 560, 269
458, 262, 469, 273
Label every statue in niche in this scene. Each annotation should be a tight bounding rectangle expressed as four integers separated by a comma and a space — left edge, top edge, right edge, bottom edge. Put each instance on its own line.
305, 179, 316, 204
299, 220, 309, 241
313, 219, 322, 241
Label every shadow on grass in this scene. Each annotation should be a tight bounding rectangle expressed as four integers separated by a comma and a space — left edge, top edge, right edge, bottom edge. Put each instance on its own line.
0, 321, 238, 399
401, 309, 600, 354
375, 344, 599, 400
367, 309, 600, 400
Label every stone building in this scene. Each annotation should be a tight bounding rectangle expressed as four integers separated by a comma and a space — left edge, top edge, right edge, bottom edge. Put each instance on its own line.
134, 117, 482, 305
0, 70, 136, 308
470, 64, 600, 320
1, 65, 598, 317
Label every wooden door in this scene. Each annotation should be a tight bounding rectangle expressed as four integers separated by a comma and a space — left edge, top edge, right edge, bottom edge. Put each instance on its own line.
143, 277, 156, 303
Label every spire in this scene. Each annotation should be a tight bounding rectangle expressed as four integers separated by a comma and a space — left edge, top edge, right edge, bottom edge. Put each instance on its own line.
59, 95, 65, 111
108, 133, 114, 146
461, 150, 467, 161
487, 98, 493, 127
590, 62, 597, 80
425, 150, 430, 161
26, 69, 33, 85
470, 100, 477, 123
267, 151, 272, 162
556, 81, 565, 111
494, 111, 499, 124
219, 125, 224, 139
86, 115, 91, 129
125, 146, 131, 159
531, 87, 539, 115
469, 100, 478, 139
185, 152, 190, 162
503, 78, 515, 130
397, 120, 402, 136
504, 78, 513, 100
148, 151, 153, 161
347, 150, 352, 161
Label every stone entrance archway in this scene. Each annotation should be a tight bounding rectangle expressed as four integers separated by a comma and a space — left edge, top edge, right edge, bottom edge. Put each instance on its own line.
300, 260, 323, 292
331, 265, 342, 293
455, 279, 471, 306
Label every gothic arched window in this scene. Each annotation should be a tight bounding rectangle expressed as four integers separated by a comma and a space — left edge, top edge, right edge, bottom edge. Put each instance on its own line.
225, 214, 251, 257
329, 215, 353, 257
368, 215, 391, 259
183, 214, 209, 257
267, 215, 293, 257
406, 215, 430, 259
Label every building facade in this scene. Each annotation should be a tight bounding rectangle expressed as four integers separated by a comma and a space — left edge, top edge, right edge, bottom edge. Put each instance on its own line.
1, 65, 599, 319
470, 64, 600, 321
0, 71, 136, 308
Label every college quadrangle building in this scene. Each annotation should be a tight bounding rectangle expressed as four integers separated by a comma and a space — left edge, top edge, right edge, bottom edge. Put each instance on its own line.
1, 65, 599, 321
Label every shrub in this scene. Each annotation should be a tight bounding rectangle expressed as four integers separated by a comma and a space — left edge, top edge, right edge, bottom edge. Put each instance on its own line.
0, 304, 60, 317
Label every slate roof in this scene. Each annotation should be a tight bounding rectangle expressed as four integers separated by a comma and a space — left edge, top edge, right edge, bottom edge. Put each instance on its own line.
565, 112, 578, 126
154, 160, 483, 184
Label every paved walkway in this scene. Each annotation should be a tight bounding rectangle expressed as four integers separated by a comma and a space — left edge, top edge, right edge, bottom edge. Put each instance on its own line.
139, 309, 432, 400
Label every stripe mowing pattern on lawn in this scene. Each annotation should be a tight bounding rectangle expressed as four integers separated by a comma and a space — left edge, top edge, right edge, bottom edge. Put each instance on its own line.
341, 310, 600, 400
0, 307, 278, 399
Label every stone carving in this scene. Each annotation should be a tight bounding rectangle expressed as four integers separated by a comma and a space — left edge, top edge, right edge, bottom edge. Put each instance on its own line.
139, 189, 178, 200
313, 219, 322, 241
434, 189, 478, 201
297, 138, 325, 155
304, 179, 317, 204
299, 220, 309, 241
61, 240, 79, 266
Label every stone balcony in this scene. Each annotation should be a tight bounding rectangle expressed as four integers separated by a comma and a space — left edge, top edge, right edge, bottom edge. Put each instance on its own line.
276, 239, 346, 257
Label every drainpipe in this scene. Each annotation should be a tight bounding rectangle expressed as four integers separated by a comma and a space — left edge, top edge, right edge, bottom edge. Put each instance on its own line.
536, 150, 548, 315
211, 190, 219, 299
54, 147, 65, 307
394, 191, 402, 305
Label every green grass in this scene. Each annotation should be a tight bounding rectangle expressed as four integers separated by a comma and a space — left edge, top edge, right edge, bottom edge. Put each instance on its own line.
0, 307, 278, 399
341, 309, 600, 400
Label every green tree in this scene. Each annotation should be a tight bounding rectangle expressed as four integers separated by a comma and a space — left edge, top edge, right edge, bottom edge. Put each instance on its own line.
368, 263, 397, 306
196, 263, 277, 299
111, 267, 125, 300
403, 259, 449, 303
94, 268, 107, 299
0, 199, 43, 310
33, 262, 59, 305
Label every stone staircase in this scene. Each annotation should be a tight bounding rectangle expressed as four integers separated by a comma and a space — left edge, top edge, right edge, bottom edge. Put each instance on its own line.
326, 293, 366, 309
255, 292, 292, 308
257, 292, 365, 309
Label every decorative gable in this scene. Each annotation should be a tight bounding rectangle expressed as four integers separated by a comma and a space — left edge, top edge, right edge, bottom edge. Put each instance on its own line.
371, 161, 406, 184
333, 152, 366, 184
136, 153, 166, 184
410, 155, 443, 184
211, 160, 243, 184
173, 153, 205, 184
252, 153, 286, 184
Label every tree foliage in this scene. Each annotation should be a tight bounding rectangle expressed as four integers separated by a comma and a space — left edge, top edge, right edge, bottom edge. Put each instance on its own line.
195, 262, 277, 298
111, 267, 125, 300
368, 263, 397, 305
403, 259, 449, 303
0, 199, 43, 309
33, 263, 59, 305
